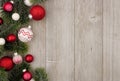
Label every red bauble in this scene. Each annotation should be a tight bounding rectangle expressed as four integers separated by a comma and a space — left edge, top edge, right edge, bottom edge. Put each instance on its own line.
22, 71, 32, 81
3, 2, 13, 12
6, 34, 16, 42
30, 5, 45, 21
0, 18, 3, 25
25, 54, 34, 63
0, 56, 14, 71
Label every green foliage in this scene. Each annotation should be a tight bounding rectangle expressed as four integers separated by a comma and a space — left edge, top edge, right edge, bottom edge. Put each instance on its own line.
8, 62, 30, 81
0, 0, 48, 81
34, 68, 48, 81
0, 0, 30, 54
1, 0, 30, 25
0, 24, 21, 37
4, 41, 28, 54
0, 46, 5, 57
31, 0, 46, 4
0, 68, 9, 81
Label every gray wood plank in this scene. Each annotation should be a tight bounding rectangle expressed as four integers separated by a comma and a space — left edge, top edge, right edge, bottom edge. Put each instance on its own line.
111, 0, 120, 81
45, 0, 75, 81
103, 0, 114, 81
75, 0, 103, 81
29, 19, 46, 68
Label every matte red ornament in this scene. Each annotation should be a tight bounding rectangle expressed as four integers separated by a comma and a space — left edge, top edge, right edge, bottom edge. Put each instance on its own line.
6, 34, 16, 42
3, 2, 13, 12
25, 54, 34, 63
30, 5, 45, 21
0, 56, 14, 71
22, 71, 32, 81
0, 18, 3, 25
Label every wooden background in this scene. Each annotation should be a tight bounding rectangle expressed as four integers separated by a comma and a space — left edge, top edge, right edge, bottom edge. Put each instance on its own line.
29, 0, 120, 81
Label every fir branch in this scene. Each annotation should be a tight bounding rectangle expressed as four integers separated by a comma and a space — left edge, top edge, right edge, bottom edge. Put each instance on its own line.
4, 41, 28, 54
30, 0, 46, 4
8, 62, 30, 81
1, 0, 30, 25
0, 68, 9, 81
0, 0, 48, 81
0, 24, 21, 37
0, 45, 5, 57
34, 68, 48, 81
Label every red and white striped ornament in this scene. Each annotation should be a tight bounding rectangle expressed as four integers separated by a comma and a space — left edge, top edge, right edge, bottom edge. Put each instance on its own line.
18, 26, 33, 42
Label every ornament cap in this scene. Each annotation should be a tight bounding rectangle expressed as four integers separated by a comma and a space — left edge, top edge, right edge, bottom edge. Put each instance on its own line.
10, 1, 14, 4
28, 14, 32, 19
28, 25, 32, 29
23, 69, 27, 72
14, 52, 18, 56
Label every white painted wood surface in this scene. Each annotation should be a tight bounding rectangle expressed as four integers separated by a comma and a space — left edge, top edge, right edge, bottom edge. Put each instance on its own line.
30, 0, 120, 81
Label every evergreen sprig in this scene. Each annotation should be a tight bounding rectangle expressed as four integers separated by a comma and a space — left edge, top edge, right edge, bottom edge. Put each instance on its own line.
0, 0, 30, 54
4, 41, 28, 54
31, 0, 46, 4
34, 68, 48, 81
0, 45, 5, 56
8, 62, 30, 81
0, 68, 9, 81
0, 0, 48, 81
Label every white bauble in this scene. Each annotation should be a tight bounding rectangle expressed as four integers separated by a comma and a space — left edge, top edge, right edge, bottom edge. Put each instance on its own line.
0, 38, 5, 45
24, 0, 33, 6
12, 13, 20, 21
30, 78, 35, 81
18, 26, 33, 42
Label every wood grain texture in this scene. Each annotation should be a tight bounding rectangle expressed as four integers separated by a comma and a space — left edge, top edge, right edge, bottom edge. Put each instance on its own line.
75, 0, 103, 81
103, 0, 114, 81
29, 19, 46, 68
112, 0, 120, 81
45, 0, 74, 81
103, 0, 120, 81
29, 0, 120, 81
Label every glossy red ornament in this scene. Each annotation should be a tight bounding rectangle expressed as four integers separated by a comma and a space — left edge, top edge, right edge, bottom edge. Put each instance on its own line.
30, 5, 45, 21
3, 2, 13, 12
0, 56, 14, 71
6, 34, 16, 42
22, 71, 32, 81
0, 18, 3, 25
25, 54, 34, 63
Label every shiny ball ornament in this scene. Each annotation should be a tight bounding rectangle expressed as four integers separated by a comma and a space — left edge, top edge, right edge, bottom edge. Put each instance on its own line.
3, 2, 13, 12
18, 26, 33, 42
0, 38, 5, 45
24, 0, 33, 6
0, 56, 14, 71
30, 5, 45, 21
6, 34, 16, 42
30, 78, 35, 81
22, 70, 32, 81
25, 54, 34, 63
12, 13, 20, 21
13, 53, 23, 64
28, 14, 32, 19
0, 18, 3, 25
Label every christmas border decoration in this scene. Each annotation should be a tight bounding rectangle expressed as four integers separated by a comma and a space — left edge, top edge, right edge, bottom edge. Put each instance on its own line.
0, 0, 48, 81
